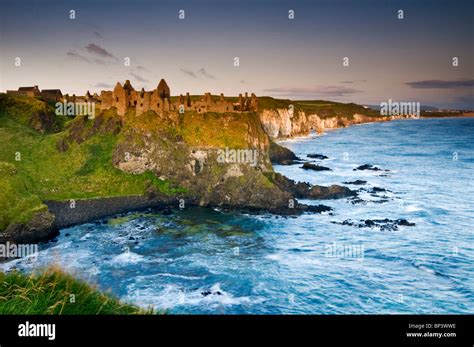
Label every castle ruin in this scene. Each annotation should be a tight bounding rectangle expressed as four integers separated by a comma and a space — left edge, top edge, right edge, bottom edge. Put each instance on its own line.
7, 79, 259, 116
7, 86, 63, 101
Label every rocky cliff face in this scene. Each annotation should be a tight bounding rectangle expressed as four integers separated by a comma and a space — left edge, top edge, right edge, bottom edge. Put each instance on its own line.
111, 110, 295, 212
0, 211, 57, 244
259, 108, 413, 139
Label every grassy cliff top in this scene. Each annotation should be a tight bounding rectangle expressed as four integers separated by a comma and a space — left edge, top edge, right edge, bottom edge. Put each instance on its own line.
178, 111, 268, 148
170, 94, 380, 119
0, 94, 270, 231
258, 97, 380, 118
0, 94, 178, 231
0, 268, 154, 314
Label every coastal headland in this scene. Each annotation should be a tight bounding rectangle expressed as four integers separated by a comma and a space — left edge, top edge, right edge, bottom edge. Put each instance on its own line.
1, 81, 471, 244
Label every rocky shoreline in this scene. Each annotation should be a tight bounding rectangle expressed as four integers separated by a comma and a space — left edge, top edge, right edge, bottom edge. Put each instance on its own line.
0, 196, 165, 245
0, 189, 337, 245
45, 195, 168, 230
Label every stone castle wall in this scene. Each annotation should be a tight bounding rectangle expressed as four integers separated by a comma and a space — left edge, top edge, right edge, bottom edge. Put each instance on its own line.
9, 79, 258, 117
91, 79, 258, 116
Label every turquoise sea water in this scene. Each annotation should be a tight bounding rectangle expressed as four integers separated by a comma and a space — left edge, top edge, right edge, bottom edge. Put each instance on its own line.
3, 118, 473, 314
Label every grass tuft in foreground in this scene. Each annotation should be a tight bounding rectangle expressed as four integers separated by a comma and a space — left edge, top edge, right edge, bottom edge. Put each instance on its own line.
0, 268, 155, 314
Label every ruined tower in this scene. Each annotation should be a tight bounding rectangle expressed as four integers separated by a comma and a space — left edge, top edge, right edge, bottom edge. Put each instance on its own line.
151, 79, 172, 114
113, 82, 127, 116
157, 79, 170, 99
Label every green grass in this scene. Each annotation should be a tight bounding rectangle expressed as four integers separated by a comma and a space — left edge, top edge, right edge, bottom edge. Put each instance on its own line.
0, 116, 174, 201
0, 268, 154, 314
293, 100, 379, 119
0, 94, 180, 231
257, 96, 380, 119
0, 94, 67, 133
0, 161, 47, 230
257, 96, 294, 110
178, 111, 267, 149
169, 94, 380, 120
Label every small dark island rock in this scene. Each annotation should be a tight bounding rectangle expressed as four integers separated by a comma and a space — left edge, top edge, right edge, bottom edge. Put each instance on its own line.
307, 154, 329, 160
343, 180, 367, 185
353, 164, 388, 172
265, 172, 356, 200
301, 163, 332, 171
332, 218, 415, 231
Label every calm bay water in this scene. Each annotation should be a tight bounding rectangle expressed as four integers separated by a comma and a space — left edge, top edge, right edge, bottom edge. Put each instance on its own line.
3, 118, 473, 314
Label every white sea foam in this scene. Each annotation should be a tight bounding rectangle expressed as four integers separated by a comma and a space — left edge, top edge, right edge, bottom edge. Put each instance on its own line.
156, 273, 205, 280
125, 282, 261, 311
110, 251, 145, 265
405, 205, 423, 212
265, 253, 282, 261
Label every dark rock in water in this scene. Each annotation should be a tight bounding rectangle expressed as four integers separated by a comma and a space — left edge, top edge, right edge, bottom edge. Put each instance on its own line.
349, 197, 366, 204
301, 204, 332, 213
364, 219, 375, 227
301, 163, 332, 171
398, 219, 416, 226
307, 185, 356, 199
357, 186, 391, 196
373, 198, 390, 204
201, 290, 223, 297
128, 236, 135, 240
353, 164, 388, 171
307, 154, 329, 160
343, 180, 367, 185
349, 195, 390, 204
332, 218, 415, 231
266, 172, 356, 200
65, 233, 70, 237
281, 159, 300, 165
269, 140, 301, 165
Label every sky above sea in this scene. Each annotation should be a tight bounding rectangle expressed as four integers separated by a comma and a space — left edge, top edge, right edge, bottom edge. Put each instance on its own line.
0, 0, 473, 109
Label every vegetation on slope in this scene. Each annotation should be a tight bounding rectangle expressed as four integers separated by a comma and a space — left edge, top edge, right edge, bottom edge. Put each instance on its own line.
0, 94, 178, 231
170, 95, 380, 120
258, 96, 380, 119
293, 100, 380, 118
0, 268, 154, 314
0, 94, 67, 133
178, 111, 267, 148
0, 161, 47, 230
